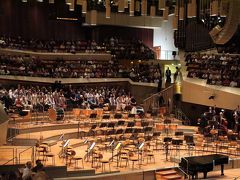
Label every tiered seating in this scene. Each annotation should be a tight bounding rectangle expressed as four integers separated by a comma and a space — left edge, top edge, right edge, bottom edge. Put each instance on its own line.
186, 53, 240, 87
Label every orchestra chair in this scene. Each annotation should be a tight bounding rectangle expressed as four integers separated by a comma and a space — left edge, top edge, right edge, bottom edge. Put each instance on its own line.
72, 154, 84, 169
102, 114, 110, 120
79, 109, 87, 120
43, 145, 55, 166
184, 135, 194, 156
35, 143, 47, 159
95, 108, 103, 118
169, 124, 178, 136
119, 150, 129, 168
128, 152, 139, 170
144, 148, 156, 164
210, 129, 218, 141
72, 108, 81, 121
98, 154, 111, 172
212, 140, 221, 153
228, 141, 238, 156
194, 137, 205, 156
87, 124, 98, 137
128, 113, 135, 119
89, 113, 97, 121
19, 110, 32, 122
114, 113, 122, 119
155, 123, 165, 133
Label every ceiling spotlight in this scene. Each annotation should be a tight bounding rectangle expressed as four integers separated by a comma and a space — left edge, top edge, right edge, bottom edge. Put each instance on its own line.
37, 0, 43, 2
22, 0, 27, 2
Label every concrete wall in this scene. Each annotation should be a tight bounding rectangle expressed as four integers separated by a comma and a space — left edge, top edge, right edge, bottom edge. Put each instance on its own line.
153, 15, 178, 60
182, 80, 240, 110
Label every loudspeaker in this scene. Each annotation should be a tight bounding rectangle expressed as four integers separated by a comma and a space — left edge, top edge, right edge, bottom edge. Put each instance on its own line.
208, 95, 215, 100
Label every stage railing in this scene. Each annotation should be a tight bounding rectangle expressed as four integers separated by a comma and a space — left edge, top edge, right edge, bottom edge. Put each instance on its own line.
0, 147, 15, 165
143, 84, 174, 114
18, 146, 35, 165
177, 166, 190, 180
174, 108, 191, 125
0, 146, 34, 165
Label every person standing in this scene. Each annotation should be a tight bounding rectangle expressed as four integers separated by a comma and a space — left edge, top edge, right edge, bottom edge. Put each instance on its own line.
165, 67, 171, 87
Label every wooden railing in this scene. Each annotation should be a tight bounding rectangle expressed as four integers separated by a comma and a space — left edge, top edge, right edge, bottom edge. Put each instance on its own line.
215, 0, 240, 45
143, 84, 175, 114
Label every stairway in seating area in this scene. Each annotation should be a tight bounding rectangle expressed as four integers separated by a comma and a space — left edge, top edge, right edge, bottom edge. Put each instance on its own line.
155, 169, 184, 180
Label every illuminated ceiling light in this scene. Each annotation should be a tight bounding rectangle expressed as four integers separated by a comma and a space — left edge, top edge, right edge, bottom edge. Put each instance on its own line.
118, 0, 124, 12
106, 0, 111, 18
163, 6, 169, 21
129, 0, 134, 16
69, 0, 74, 11
22, 0, 27, 2
159, 0, 165, 10
37, 0, 43, 2
66, 0, 72, 5
211, 0, 218, 16
150, 6, 156, 17
141, 0, 147, 16
49, 0, 54, 3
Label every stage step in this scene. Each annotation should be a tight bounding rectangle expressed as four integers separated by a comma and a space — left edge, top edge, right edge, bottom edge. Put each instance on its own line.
156, 169, 183, 180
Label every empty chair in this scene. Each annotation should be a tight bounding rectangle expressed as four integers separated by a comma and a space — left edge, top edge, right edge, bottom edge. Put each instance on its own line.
102, 114, 110, 119
107, 122, 115, 129
114, 113, 122, 119
141, 121, 149, 127
117, 120, 125, 126
127, 121, 135, 127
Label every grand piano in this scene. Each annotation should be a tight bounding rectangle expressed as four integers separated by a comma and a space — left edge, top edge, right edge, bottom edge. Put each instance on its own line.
179, 154, 229, 179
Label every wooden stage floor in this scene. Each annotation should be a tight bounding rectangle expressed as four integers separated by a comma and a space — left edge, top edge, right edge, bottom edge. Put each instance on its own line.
2, 113, 240, 179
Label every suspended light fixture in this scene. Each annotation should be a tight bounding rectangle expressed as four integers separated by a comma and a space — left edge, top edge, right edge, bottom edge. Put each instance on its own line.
22, 0, 27, 2
220, 0, 228, 17
141, 0, 147, 16
66, 0, 71, 5
76, 0, 87, 14
172, 16, 178, 30
124, 0, 128, 9
187, 0, 193, 18
91, 10, 97, 25
69, 0, 75, 11
163, 6, 169, 21
118, 0, 125, 12
159, 0, 165, 10
82, 0, 87, 13
192, 0, 196, 18
129, 0, 134, 16
106, 0, 111, 18
210, 0, 218, 16
135, 0, 140, 12
179, 6, 184, 20
150, 5, 156, 17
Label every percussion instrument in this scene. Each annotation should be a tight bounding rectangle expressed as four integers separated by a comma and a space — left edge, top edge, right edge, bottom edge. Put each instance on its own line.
56, 108, 64, 121
48, 108, 64, 121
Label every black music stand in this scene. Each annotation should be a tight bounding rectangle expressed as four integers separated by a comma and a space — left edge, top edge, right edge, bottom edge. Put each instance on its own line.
138, 142, 145, 166
163, 137, 172, 161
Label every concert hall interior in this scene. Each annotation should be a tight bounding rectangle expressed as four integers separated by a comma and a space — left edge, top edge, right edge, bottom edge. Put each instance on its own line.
1, 0, 240, 180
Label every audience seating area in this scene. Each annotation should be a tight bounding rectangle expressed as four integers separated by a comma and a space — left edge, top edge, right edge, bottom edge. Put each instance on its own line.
185, 53, 240, 87
0, 36, 155, 60
0, 54, 161, 83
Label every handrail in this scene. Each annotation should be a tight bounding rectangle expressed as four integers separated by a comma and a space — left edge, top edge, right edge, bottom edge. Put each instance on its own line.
0, 147, 15, 165
18, 146, 35, 165
143, 84, 175, 114
178, 166, 190, 180
174, 108, 191, 125
2, 158, 15, 166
